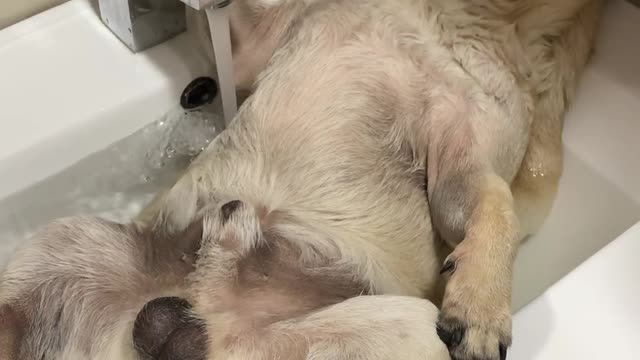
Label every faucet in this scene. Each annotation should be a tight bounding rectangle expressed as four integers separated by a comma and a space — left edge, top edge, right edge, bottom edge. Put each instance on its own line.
99, 0, 230, 53
99, 0, 238, 123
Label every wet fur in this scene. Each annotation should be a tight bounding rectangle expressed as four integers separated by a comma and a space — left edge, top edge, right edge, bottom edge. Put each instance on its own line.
166, 0, 601, 358
0, 213, 448, 359
0, 0, 601, 359
166, 0, 602, 358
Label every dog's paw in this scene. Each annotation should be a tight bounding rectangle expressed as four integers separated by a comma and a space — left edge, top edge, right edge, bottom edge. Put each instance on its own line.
436, 314, 509, 360
437, 248, 512, 360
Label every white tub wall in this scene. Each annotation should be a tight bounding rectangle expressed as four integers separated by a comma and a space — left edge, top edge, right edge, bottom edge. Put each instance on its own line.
512, 0, 640, 310
511, 222, 640, 360
0, 0, 212, 200
0, 0, 68, 29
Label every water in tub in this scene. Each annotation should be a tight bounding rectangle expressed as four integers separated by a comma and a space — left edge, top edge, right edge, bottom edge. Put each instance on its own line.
0, 4, 236, 266
0, 103, 225, 267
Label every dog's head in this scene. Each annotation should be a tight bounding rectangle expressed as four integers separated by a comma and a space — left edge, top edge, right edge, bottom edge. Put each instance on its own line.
0, 199, 364, 360
134, 198, 366, 359
129, 199, 268, 360
0, 215, 202, 360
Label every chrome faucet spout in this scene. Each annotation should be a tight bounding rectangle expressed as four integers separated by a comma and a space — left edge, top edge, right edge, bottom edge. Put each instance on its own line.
180, 0, 232, 11
99, 0, 187, 52
99, 0, 232, 53
99, 0, 237, 123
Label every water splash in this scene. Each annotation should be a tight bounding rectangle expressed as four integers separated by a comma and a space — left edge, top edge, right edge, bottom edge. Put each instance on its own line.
0, 105, 224, 266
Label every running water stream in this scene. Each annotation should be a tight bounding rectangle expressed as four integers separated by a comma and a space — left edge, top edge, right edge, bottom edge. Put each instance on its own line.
206, 3, 237, 124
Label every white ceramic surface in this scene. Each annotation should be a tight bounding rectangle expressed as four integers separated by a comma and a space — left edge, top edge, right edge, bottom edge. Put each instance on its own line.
0, 0, 209, 200
511, 1, 640, 358
511, 221, 640, 359
512, 0, 640, 310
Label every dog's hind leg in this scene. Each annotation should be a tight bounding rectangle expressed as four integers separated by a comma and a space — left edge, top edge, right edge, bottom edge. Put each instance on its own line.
427, 3, 602, 359
511, 0, 602, 236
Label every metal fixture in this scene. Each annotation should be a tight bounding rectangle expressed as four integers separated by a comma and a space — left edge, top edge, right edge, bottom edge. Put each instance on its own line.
98, 0, 231, 53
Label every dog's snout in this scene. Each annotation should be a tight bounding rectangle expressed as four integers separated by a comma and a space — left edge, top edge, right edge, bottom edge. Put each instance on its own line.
221, 200, 243, 223
133, 297, 208, 360
132, 297, 193, 358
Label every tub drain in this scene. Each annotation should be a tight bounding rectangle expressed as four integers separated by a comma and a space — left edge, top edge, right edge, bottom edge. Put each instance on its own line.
180, 77, 218, 110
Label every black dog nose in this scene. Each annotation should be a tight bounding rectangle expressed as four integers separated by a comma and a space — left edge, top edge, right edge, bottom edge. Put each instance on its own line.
133, 297, 207, 360
133, 297, 193, 358
221, 200, 242, 223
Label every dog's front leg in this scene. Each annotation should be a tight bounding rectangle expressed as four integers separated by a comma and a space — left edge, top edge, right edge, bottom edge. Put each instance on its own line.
200, 296, 450, 360
395, 79, 522, 359
429, 160, 519, 360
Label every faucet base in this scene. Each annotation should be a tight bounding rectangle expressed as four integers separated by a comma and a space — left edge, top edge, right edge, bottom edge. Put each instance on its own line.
99, 0, 187, 53
180, 0, 230, 11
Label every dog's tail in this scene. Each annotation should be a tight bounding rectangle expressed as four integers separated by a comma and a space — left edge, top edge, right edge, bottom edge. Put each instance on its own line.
511, 0, 603, 234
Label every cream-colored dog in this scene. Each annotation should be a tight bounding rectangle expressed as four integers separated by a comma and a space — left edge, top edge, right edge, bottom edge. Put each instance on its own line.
0, 0, 601, 359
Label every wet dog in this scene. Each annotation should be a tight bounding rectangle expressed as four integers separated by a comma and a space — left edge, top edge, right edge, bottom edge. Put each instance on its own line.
1, 0, 601, 359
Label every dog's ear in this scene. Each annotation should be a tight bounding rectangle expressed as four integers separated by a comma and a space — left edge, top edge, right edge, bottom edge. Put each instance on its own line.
0, 304, 25, 360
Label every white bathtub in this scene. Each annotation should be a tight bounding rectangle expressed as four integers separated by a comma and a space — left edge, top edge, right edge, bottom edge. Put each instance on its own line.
0, 0, 638, 358
0, 0, 211, 200
0, 0, 218, 256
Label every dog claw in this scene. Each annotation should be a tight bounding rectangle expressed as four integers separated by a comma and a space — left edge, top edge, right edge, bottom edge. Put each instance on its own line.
440, 258, 456, 275
436, 318, 465, 348
221, 200, 242, 223
437, 315, 510, 360
499, 343, 507, 360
